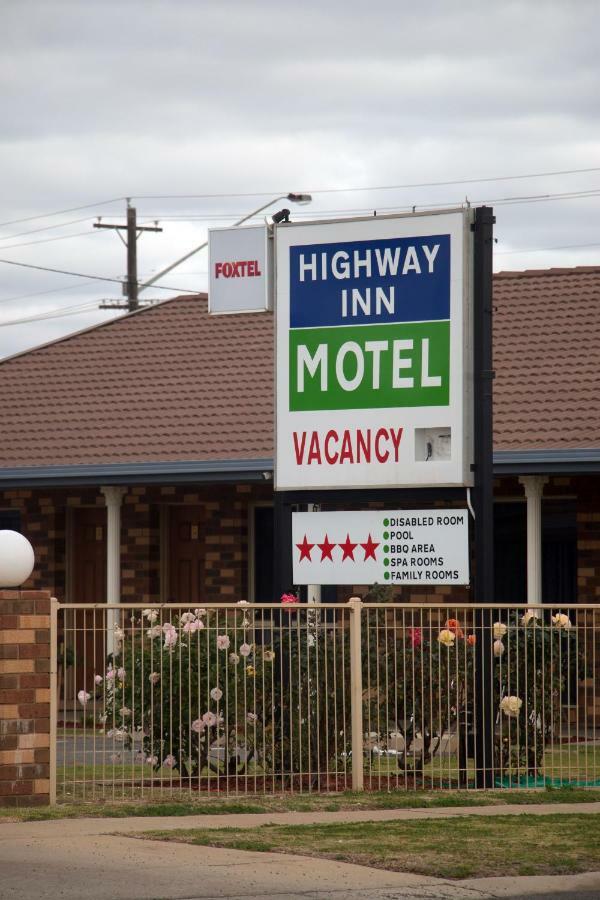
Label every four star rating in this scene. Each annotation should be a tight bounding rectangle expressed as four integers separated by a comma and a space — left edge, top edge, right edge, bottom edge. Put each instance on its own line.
296, 533, 379, 563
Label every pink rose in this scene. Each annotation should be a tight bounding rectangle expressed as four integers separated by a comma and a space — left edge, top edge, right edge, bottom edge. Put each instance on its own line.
281, 593, 298, 605
407, 627, 422, 648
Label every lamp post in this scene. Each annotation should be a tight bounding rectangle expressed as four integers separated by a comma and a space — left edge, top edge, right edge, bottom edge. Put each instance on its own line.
138, 192, 312, 294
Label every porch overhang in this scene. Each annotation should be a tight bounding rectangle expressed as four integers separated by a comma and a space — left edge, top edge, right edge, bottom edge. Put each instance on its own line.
493, 448, 600, 475
1, 448, 599, 488
0, 457, 274, 488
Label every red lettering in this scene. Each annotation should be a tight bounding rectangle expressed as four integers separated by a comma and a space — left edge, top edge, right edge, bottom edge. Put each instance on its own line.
307, 432, 322, 465
374, 428, 390, 463
339, 430, 354, 464
214, 260, 262, 279
293, 431, 307, 465
390, 427, 403, 461
356, 429, 371, 463
324, 430, 339, 464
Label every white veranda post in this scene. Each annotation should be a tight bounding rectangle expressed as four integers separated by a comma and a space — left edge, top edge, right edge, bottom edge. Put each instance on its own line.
101, 486, 126, 655
519, 475, 548, 607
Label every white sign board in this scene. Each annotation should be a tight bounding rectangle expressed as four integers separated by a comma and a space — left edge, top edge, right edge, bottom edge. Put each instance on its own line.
292, 509, 469, 585
209, 224, 270, 314
275, 209, 473, 490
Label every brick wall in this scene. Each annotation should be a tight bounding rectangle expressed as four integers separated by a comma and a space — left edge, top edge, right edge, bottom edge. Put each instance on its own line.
2, 474, 600, 606
0, 590, 51, 807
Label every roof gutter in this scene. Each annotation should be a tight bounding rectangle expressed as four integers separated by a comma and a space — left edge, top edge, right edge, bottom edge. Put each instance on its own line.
493, 448, 600, 474
0, 458, 274, 488
0, 449, 599, 488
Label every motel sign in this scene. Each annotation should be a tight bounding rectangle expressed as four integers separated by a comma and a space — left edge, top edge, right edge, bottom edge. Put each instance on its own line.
275, 209, 474, 491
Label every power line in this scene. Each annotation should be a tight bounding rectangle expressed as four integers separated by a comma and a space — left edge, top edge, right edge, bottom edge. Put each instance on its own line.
0, 280, 98, 305
0, 301, 102, 328
496, 241, 600, 256
137, 187, 600, 225
131, 166, 600, 201
3, 164, 598, 232
0, 198, 124, 230
0, 216, 95, 241
0, 257, 199, 293
0, 229, 104, 252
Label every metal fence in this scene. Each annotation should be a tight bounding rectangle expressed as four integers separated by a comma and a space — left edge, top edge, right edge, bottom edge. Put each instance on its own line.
50, 600, 600, 803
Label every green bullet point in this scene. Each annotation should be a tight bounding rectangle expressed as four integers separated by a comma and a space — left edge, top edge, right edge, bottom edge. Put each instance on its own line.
383, 545, 389, 553
383, 531, 389, 539
383, 557, 390, 566
384, 571, 390, 580
383, 518, 389, 526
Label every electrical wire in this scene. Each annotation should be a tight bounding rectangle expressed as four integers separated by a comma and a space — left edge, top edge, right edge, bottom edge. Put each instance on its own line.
0, 280, 98, 305
0, 230, 104, 252
0, 216, 96, 241
0, 257, 200, 293
0, 301, 102, 328
131, 166, 600, 201
496, 241, 600, 256
3, 164, 599, 231
0, 199, 124, 230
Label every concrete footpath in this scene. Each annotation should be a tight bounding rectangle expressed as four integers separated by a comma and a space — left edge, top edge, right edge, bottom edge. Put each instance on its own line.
0, 804, 599, 899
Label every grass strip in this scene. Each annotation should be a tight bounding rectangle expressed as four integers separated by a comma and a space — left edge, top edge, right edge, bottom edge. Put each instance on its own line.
137, 812, 600, 880
1, 787, 600, 822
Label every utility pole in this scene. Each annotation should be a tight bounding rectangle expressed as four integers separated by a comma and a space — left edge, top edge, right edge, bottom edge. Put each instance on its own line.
94, 202, 163, 312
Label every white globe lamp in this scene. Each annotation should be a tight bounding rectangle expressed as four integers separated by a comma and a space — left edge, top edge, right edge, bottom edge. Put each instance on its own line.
0, 530, 35, 587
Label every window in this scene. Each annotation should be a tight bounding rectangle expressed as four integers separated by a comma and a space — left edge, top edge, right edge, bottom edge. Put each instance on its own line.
0, 509, 21, 532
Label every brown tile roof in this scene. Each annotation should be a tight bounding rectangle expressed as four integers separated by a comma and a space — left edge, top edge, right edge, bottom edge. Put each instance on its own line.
0, 295, 274, 467
0, 265, 598, 469
493, 266, 600, 451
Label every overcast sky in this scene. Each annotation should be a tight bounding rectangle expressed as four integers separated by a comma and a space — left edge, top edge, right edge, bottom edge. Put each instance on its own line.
1, 0, 599, 358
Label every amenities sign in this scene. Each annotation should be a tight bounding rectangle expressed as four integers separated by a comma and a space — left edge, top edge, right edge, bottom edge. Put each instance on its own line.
275, 210, 473, 490
292, 509, 469, 586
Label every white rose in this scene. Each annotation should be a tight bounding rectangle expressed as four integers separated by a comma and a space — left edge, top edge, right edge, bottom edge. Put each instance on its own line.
500, 695, 522, 718
493, 622, 507, 639
493, 639, 505, 657
521, 610, 540, 626
552, 613, 572, 630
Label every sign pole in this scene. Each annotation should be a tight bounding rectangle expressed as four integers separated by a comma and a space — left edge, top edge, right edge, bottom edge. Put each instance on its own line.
273, 492, 293, 602
472, 205, 496, 788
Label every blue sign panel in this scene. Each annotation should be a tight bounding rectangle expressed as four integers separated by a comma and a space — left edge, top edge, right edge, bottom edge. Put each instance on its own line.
289, 233, 450, 329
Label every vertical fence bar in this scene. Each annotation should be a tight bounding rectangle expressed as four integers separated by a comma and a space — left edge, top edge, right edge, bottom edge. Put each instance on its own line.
49, 597, 58, 806
348, 597, 364, 791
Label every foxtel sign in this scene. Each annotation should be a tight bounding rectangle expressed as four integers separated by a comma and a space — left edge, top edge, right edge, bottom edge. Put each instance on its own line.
275, 210, 474, 490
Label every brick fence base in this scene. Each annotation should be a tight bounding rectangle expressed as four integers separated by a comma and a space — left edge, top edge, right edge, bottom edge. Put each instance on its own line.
0, 590, 51, 806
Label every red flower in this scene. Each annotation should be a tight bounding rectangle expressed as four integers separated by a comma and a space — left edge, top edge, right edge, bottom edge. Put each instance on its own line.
445, 618, 464, 639
281, 593, 299, 605
407, 627, 422, 647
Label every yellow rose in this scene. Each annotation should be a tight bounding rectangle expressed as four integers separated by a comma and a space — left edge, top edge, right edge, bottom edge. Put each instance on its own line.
438, 629, 456, 647
500, 695, 522, 718
493, 622, 507, 639
552, 613, 572, 630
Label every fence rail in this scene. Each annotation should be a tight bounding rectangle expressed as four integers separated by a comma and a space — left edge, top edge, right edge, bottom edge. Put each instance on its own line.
51, 600, 600, 803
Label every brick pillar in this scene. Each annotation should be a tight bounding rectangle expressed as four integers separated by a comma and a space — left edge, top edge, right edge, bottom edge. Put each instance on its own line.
0, 590, 51, 806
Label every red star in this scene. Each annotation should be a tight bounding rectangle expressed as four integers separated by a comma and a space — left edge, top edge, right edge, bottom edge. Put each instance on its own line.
361, 533, 379, 561
317, 534, 336, 561
296, 534, 314, 562
339, 533, 357, 561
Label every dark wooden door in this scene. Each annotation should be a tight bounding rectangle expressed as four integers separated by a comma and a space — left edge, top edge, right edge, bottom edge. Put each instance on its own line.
72, 507, 106, 603
168, 505, 205, 603
65, 507, 107, 703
